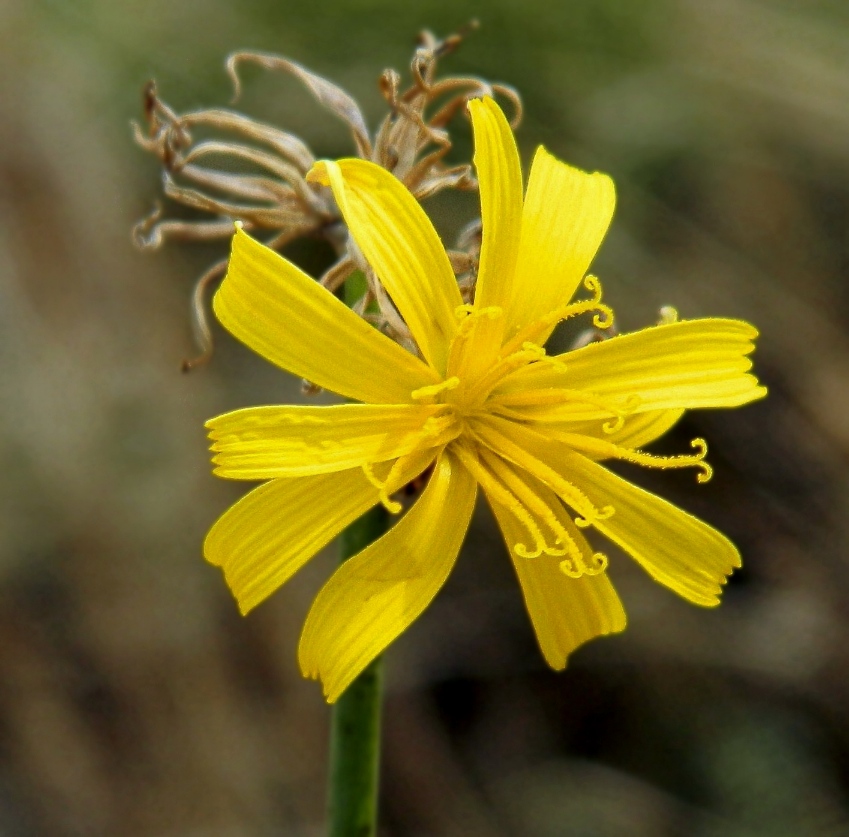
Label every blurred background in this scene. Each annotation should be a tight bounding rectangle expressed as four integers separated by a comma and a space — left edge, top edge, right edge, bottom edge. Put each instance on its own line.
2, 0, 849, 834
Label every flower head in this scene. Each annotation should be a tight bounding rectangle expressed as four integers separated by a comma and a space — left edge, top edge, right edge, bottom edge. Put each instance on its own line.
204, 97, 765, 702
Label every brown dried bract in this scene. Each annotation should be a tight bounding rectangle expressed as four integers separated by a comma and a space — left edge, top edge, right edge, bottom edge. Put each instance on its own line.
132, 25, 521, 372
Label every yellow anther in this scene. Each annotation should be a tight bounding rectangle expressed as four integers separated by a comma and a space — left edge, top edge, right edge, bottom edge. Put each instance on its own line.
464, 344, 549, 404
411, 377, 461, 402
470, 418, 607, 525
478, 447, 591, 565
515, 340, 572, 375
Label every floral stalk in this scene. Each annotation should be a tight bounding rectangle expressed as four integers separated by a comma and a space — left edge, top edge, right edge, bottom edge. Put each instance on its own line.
324, 280, 390, 836
328, 505, 389, 837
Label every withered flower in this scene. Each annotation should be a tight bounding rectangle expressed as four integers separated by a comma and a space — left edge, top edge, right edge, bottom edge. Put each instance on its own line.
133, 26, 520, 369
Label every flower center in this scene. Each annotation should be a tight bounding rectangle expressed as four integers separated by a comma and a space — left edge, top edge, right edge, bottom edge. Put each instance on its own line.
411, 276, 618, 422
403, 276, 714, 579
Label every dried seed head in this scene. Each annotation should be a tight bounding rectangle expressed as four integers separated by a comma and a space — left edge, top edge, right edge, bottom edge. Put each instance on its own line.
132, 25, 522, 373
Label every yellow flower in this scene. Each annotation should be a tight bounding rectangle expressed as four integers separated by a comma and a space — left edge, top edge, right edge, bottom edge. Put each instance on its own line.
204, 96, 765, 702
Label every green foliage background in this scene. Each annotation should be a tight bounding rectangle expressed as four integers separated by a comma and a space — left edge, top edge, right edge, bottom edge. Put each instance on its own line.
2, 1, 849, 834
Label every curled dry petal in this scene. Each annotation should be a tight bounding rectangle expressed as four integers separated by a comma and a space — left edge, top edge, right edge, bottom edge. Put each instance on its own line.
175, 110, 315, 171
226, 51, 372, 158
133, 212, 237, 251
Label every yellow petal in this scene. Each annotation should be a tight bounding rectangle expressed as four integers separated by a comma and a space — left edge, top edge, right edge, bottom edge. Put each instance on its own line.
494, 318, 767, 417
298, 451, 476, 703
214, 228, 439, 404
467, 97, 523, 313
208, 403, 458, 480
565, 452, 741, 606
308, 159, 462, 372
443, 98, 523, 384
479, 417, 740, 606
204, 452, 435, 614
508, 147, 615, 341
488, 475, 626, 669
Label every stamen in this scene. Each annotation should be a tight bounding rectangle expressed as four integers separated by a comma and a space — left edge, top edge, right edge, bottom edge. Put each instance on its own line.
480, 451, 586, 562
574, 506, 616, 528
501, 274, 615, 355
553, 432, 714, 484
464, 344, 549, 405
602, 395, 642, 433
411, 377, 461, 403
582, 276, 614, 328
488, 390, 641, 435
476, 449, 611, 578
453, 446, 548, 559
361, 463, 403, 514
470, 418, 612, 525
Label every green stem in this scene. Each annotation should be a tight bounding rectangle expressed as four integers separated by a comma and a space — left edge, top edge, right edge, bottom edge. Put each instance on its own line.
327, 505, 389, 837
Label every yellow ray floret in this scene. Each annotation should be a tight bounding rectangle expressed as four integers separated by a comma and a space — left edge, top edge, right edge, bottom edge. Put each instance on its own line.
217, 227, 440, 403
307, 160, 462, 374
298, 452, 476, 702
207, 403, 459, 480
